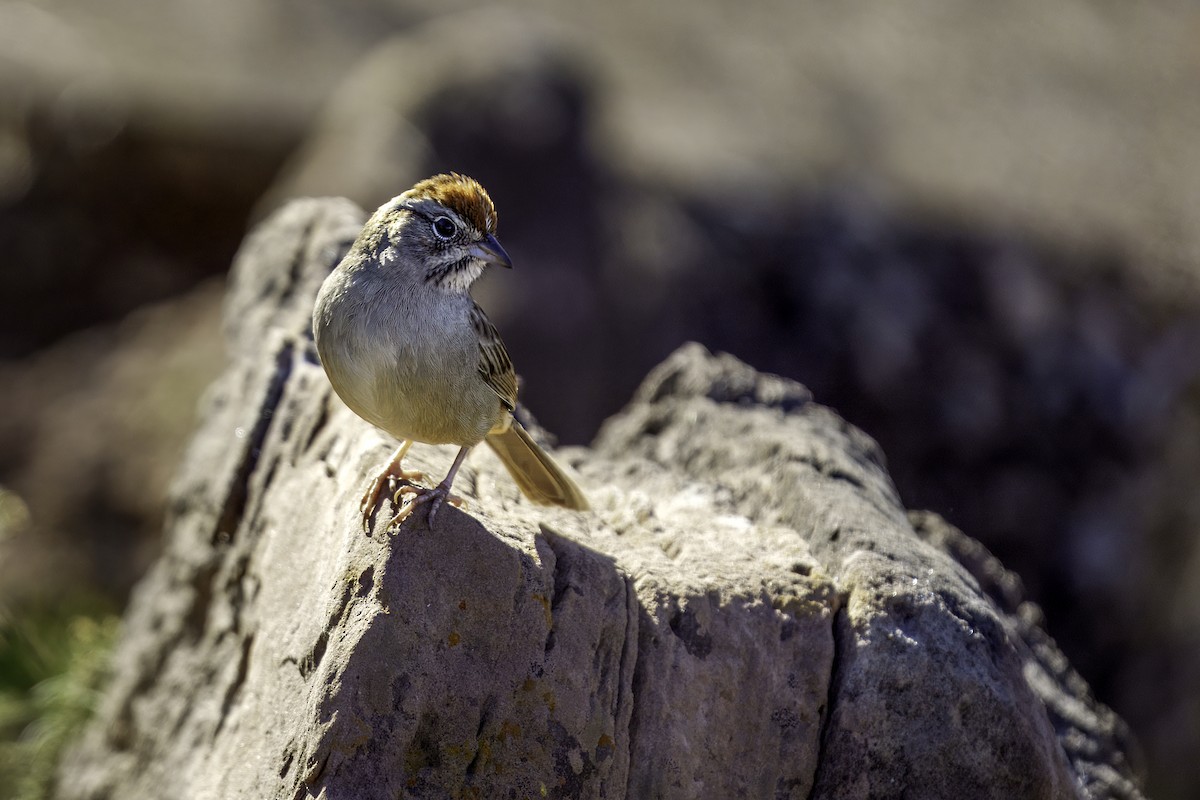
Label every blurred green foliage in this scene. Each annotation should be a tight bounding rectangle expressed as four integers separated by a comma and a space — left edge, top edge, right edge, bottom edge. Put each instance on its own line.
0, 602, 119, 800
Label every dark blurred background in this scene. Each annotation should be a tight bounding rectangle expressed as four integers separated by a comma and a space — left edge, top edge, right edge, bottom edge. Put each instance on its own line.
0, 2, 1197, 798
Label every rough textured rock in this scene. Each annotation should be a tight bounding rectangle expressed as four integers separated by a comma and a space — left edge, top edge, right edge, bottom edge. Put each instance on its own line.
56, 198, 1145, 799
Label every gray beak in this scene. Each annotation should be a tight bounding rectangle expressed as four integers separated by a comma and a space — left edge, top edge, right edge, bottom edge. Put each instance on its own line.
470, 233, 513, 269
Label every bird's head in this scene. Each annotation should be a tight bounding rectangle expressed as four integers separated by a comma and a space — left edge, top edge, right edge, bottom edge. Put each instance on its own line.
366, 173, 512, 293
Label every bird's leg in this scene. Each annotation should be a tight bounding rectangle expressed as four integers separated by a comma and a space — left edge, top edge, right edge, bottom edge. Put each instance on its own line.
387, 445, 470, 530
360, 440, 425, 531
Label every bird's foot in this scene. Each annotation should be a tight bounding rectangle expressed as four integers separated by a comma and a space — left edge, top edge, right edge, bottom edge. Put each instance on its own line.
360, 464, 426, 531
385, 482, 464, 530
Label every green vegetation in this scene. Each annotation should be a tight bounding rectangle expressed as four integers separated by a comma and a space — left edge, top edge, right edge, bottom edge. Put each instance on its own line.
0, 603, 119, 800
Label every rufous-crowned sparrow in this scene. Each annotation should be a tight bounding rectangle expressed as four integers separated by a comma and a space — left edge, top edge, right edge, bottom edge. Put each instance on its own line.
313, 173, 589, 529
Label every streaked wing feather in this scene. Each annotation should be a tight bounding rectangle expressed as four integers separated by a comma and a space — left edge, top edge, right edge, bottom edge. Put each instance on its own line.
469, 304, 517, 411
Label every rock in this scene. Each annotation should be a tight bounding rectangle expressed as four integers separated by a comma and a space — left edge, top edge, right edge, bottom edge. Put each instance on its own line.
55, 198, 1145, 799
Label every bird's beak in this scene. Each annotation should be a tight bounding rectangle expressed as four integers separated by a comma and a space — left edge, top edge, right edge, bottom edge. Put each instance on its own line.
469, 233, 513, 269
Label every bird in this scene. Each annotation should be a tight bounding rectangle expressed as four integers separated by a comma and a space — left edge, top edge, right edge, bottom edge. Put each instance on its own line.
312, 173, 589, 530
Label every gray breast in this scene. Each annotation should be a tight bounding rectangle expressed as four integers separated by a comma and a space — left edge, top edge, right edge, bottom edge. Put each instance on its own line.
315, 270, 501, 446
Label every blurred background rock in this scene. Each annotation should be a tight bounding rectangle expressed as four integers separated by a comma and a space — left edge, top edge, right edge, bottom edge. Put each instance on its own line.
0, 1, 1196, 797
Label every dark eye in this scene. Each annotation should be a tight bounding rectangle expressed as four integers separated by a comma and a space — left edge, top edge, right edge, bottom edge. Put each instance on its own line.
432, 216, 457, 240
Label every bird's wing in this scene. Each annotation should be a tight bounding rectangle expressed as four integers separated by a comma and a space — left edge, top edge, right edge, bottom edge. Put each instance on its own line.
469, 303, 518, 412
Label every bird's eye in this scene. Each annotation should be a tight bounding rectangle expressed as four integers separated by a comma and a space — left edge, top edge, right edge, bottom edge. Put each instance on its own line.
432, 216, 457, 240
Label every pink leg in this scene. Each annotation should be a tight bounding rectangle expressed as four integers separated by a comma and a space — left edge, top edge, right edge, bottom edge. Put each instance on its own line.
386, 445, 471, 530
359, 440, 426, 531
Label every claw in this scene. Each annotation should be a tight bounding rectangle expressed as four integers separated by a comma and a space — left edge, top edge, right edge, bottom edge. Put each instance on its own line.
384, 482, 464, 530
360, 441, 423, 531
361, 443, 472, 532
380, 444, 472, 531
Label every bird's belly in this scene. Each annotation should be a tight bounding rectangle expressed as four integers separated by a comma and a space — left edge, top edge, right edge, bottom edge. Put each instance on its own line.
330, 337, 499, 447
314, 280, 503, 447
376, 365, 497, 445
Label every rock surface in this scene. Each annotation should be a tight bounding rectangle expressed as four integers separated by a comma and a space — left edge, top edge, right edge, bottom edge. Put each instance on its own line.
56, 198, 1144, 799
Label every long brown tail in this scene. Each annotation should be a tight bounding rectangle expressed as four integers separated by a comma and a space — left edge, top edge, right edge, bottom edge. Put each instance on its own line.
485, 423, 589, 510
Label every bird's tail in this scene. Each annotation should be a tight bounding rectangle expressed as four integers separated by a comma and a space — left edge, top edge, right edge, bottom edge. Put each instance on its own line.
485, 423, 589, 510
